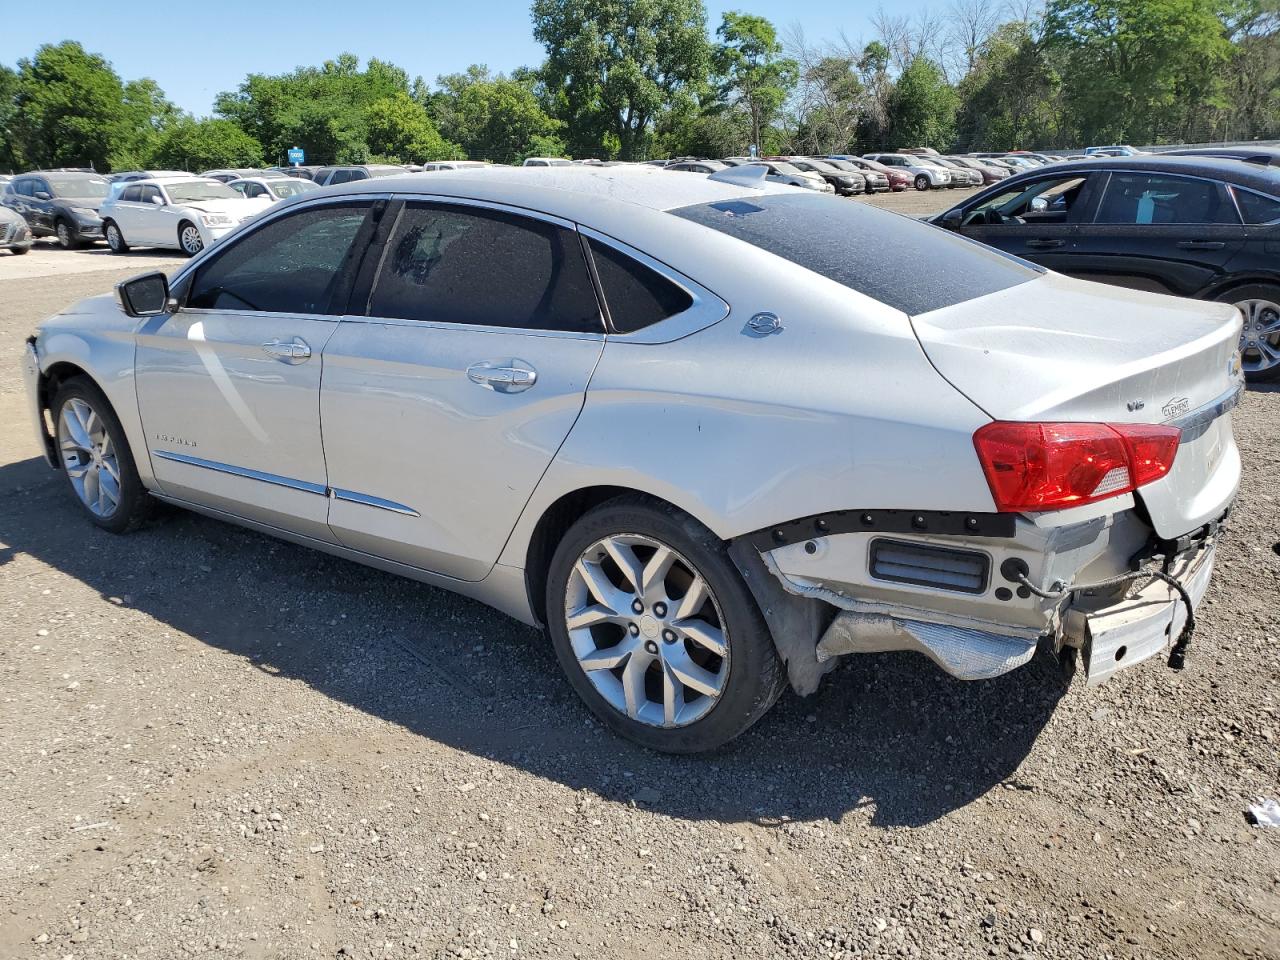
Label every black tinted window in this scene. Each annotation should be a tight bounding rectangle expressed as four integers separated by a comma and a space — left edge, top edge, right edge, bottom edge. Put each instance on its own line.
588, 238, 693, 333
188, 203, 371, 313
1095, 173, 1237, 225
673, 193, 1038, 316
367, 203, 601, 333
1233, 187, 1280, 224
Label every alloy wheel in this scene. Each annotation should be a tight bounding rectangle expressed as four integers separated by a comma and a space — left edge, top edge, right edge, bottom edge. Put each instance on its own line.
56, 222, 71, 248
564, 533, 730, 728
180, 225, 203, 255
106, 224, 123, 251
1235, 298, 1280, 374
57, 397, 121, 518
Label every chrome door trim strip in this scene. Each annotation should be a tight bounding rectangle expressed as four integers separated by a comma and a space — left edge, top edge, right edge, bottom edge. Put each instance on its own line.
153, 450, 329, 496
330, 488, 421, 518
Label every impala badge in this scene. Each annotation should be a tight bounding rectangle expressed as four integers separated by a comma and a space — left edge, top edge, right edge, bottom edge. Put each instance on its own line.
1162, 397, 1190, 420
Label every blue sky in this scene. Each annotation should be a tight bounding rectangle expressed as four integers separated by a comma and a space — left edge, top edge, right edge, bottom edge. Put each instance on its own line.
0, 1, 936, 116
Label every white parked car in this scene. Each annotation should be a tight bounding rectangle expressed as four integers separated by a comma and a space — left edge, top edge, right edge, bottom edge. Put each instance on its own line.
100, 178, 273, 256
863, 153, 953, 191
24, 166, 1241, 752
419, 161, 492, 171
227, 176, 320, 203
523, 157, 573, 167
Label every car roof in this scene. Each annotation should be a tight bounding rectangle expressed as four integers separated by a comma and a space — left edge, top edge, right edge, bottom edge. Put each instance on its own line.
1013, 154, 1280, 192
311, 165, 794, 222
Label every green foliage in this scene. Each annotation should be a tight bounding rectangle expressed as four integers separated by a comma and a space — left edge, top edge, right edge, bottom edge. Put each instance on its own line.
366, 92, 460, 162
713, 12, 797, 153
886, 57, 958, 149
433, 66, 565, 163
150, 117, 263, 170
955, 23, 1063, 149
532, 0, 712, 159
0, 65, 19, 172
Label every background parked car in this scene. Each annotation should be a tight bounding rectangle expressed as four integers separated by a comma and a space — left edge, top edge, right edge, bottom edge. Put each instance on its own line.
665, 160, 728, 174
269, 166, 320, 180
0, 204, 33, 254
741, 160, 835, 193
944, 156, 1010, 184
1, 171, 112, 248
787, 157, 867, 195
99, 177, 272, 256
826, 155, 910, 191
932, 154, 1280, 380
862, 153, 952, 190
419, 161, 492, 171
927, 156, 984, 187
109, 170, 190, 183
311, 164, 407, 186
201, 168, 286, 184
523, 157, 574, 167
227, 176, 321, 202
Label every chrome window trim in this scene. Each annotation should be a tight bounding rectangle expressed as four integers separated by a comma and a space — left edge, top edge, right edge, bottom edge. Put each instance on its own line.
578, 225, 730, 345
330, 488, 420, 518
153, 450, 328, 496
348, 195, 605, 340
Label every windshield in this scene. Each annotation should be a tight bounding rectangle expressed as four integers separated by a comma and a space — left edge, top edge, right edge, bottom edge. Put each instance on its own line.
49, 176, 111, 199
269, 179, 319, 198
672, 192, 1038, 316
165, 181, 239, 202
801, 160, 839, 173
824, 159, 859, 173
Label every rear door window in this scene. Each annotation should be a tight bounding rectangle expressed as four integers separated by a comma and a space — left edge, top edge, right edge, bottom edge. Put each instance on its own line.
187, 202, 372, 314
365, 202, 602, 333
672, 192, 1039, 316
1094, 173, 1238, 225
587, 238, 693, 333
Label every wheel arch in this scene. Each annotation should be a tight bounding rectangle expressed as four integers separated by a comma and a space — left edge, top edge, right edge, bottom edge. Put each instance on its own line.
1201, 274, 1280, 302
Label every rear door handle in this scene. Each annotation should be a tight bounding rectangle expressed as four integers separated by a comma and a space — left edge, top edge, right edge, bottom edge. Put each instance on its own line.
1177, 240, 1226, 250
466, 359, 538, 393
1025, 238, 1065, 249
262, 337, 311, 363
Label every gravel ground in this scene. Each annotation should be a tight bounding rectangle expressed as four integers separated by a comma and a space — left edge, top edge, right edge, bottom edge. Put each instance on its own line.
0, 208, 1277, 960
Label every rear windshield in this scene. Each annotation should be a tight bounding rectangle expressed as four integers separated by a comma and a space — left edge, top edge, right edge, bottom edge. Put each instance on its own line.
672, 192, 1040, 315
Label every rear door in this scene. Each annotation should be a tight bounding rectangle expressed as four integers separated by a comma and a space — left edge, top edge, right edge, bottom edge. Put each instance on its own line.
319, 198, 606, 581
954, 172, 1099, 271
1068, 171, 1247, 296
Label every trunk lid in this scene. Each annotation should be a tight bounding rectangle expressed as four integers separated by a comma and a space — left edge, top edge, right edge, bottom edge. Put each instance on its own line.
912, 272, 1242, 538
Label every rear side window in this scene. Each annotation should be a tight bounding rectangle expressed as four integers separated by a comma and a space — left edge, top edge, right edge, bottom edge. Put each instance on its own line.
588, 238, 693, 333
366, 202, 602, 333
188, 202, 371, 314
1095, 173, 1238, 225
672, 192, 1038, 316
1233, 187, 1280, 224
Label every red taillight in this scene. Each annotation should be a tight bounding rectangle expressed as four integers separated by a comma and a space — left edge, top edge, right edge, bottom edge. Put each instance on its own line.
973, 421, 1181, 512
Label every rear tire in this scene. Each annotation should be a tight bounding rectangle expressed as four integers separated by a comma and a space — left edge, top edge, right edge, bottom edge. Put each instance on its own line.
914, 174, 930, 191
545, 495, 785, 753
104, 220, 129, 254
50, 377, 151, 533
1214, 284, 1280, 383
11, 245, 30, 255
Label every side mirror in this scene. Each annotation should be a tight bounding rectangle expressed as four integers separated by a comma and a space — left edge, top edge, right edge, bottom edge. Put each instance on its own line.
116, 271, 173, 318
150, 195, 165, 205
34, 191, 51, 200
1030, 197, 1049, 212
938, 209, 963, 230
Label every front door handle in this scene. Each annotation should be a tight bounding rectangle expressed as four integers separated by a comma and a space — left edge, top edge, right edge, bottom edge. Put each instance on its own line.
1177, 240, 1226, 250
466, 359, 538, 393
1025, 238, 1065, 249
262, 337, 311, 363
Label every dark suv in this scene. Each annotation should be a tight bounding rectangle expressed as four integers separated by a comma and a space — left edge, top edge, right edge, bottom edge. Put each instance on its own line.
311, 164, 407, 187
933, 155, 1280, 381
1, 171, 113, 248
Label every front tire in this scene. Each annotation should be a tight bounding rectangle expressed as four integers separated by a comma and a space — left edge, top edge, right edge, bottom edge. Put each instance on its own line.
914, 174, 931, 191
545, 495, 785, 753
1215, 284, 1280, 383
51, 378, 151, 533
104, 220, 130, 254
55, 218, 81, 249
178, 221, 204, 256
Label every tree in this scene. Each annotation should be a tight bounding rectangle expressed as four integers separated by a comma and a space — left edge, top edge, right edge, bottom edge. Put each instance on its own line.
0, 65, 19, 172
112, 77, 180, 170
712, 12, 797, 155
886, 56, 959, 148
150, 117, 263, 170
531, 0, 712, 159
433, 66, 565, 162
1044, 0, 1235, 144
365, 92, 459, 161
955, 22, 1062, 148
11, 42, 128, 170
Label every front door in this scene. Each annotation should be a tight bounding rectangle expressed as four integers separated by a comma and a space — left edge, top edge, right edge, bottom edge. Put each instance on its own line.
135, 200, 376, 540
956, 173, 1098, 272
320, 199, 606, 581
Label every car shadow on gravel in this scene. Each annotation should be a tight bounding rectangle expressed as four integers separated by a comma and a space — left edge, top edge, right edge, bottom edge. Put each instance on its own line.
0, 455, 1066, 830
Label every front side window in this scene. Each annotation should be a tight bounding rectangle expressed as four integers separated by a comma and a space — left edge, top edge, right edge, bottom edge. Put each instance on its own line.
139, 185, 162, 204
1095, 173, 1237, 225
587, 238, 693, 333
965, 176, 1088, 226
673, 192, 1039, 316
1232, 186, 1280, 225
121, 185, 142, 202
187, 202, 372, 314
366, 202, 601, 334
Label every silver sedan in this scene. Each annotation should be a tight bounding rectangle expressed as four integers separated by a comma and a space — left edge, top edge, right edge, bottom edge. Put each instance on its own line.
24, 166, 1241, 751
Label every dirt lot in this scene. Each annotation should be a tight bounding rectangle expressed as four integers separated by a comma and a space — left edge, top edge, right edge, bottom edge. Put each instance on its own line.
0, 212, 1277, 960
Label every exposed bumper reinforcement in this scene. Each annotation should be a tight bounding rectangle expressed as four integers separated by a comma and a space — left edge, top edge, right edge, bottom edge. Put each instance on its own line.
817, 612, 1039, 680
